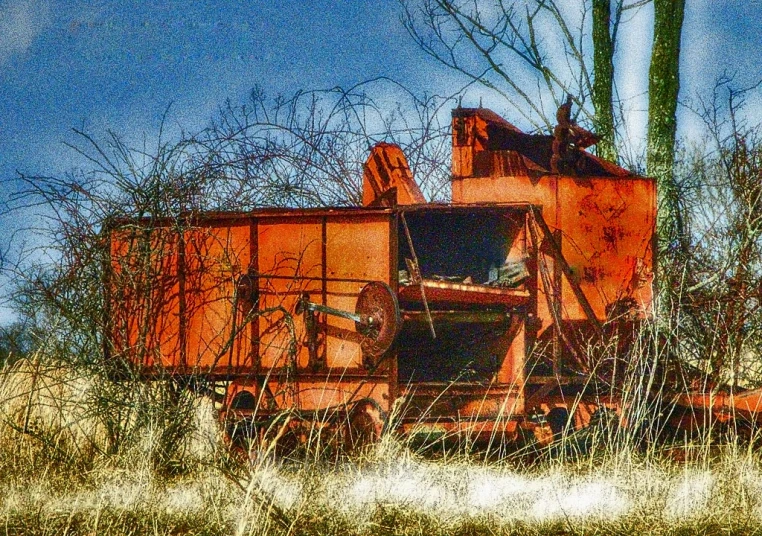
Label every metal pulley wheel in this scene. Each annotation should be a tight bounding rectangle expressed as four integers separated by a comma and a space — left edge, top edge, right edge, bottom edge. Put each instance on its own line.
296, 281, 401, 364
354, 281, 401, 361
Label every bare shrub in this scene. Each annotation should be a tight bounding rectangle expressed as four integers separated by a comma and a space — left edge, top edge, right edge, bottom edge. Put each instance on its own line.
3, 79, 453, 369
666, 79, 762, 387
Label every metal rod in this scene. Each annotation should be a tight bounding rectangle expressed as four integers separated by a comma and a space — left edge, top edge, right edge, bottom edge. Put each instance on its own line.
400, 211, 436, 338
530, 206, 602, 334
251, 273, 378, 284
402, 310, 510, 323
305, 302, 364, 324
528, 209, 586, 366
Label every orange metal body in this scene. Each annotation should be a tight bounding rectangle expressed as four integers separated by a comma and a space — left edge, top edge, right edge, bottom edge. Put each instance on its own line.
451, 108, 655, 330
114, 107, 743, 447
109, 203, 532, 438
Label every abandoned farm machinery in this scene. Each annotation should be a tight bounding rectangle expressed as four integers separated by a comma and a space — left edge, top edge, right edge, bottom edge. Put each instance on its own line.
106, 105, 762, 451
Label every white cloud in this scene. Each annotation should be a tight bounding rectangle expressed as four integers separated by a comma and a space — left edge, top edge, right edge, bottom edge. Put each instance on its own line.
0, 0, 50, 64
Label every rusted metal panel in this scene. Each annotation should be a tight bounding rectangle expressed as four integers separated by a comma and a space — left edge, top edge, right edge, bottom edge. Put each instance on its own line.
362, 143, 425, 206
112, 223, 255, 374
183, 224, 252, 371
257, 219, 323, 279
325, 216, 390, 281
324, 215, 392, 369
324, 280, 365, 369
110, 227, 181, 370
497, 315, 526, 391
257, 218, 323, 370
557, 177, 655, 321
293, 381, 390, 412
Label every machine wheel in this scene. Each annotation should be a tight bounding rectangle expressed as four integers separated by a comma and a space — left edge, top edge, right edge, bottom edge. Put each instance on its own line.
343, 398, 386, 453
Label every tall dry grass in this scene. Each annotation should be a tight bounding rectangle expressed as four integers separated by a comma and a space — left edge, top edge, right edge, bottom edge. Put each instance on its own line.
1, 350, 762, 535
0, 354, 224, 475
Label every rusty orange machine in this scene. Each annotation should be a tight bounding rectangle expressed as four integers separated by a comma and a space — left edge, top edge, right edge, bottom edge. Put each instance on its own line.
108, 105, 662, 448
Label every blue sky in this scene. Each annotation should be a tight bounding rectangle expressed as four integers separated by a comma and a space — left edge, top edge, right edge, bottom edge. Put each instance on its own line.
3, 1, 761, 182
1, 1, 430, 178
1, 0, 761, 324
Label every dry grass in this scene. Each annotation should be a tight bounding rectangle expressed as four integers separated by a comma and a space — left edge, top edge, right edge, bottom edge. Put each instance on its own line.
1, 355, 762, 535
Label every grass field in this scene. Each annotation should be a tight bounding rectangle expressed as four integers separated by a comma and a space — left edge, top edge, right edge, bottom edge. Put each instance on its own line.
2, 356, 762, 535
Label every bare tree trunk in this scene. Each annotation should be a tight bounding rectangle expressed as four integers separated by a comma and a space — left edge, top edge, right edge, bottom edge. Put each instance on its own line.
647, 0, 685, 253
591, 0, 617, 162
